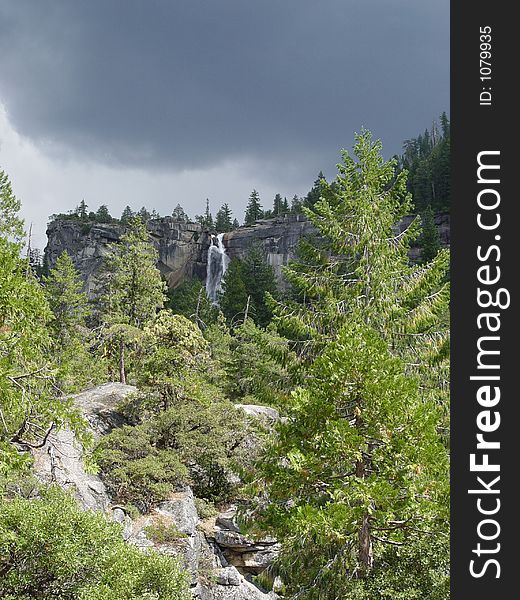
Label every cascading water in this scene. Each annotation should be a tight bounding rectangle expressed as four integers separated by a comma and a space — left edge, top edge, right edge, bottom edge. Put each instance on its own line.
205, 233, 230, 304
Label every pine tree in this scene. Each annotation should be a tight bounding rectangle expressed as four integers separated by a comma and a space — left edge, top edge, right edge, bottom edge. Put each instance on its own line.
172, 204, 189, 222
303, 171, 325, 209
98, 217, 167, 383
215, 203, 233, 232
251, 132, 450, 597
232, 218, 240, 230
240, 245, 277, 327
43, 251, 99, 390
76, 199, 88, 220
95, 204, 112, 223
120, 205, 135, 224
219, 259, 249, 325
1, 171, 85, 473
290, 194, 303, 214
420, 205, 441, 263
244, 190, 263, 225
137, 206, 151, 222
272, 193, 284, 216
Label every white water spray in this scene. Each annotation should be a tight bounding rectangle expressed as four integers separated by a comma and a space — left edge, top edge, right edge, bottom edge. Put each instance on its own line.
205, 233, 230, 304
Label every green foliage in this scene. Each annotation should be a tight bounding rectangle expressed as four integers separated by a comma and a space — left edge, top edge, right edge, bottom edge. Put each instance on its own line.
1, 171, 86, 475
215, 203, 233, 232
96, 313, 251, 508
194, 497, 218, 520
220, 244, 277, 328
95, 425, 189, 511
419, 205, 441, 264
166, 279, 218, 328
145, 519, 187, 544
400, 113, 450, 213
244, 189, 263, 225
248, 132, 450, 598
253, 324, 449, 598
225, 319, 297, 405
97, 217, 167, 383
43, 251, 102, 391
0, 486, 190, 599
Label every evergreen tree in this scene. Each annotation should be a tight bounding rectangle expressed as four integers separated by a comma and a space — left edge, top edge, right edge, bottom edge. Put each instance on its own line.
0, 170, 85, 474
43, 251, 99, 391
303, 171, 325, 209
76, 199, 88, 220
137, 206, 151, 222
420, 205, 441, 263
172, 204, 189, 222
220, 245, 277, 328
215, 203, 233, 232
240, 245, 277, 327
250, 132, 450, 597
272, 194, 284, 216
232, 218, 240, 230
195, 199, 214, 229
282, 196, 289, 214
95, 204, 112, 223
290, 194, 303, 214
219, 259, 249, 325
120, 205, 135, 224
244, 190, 263, 225
98, 218, 167, 384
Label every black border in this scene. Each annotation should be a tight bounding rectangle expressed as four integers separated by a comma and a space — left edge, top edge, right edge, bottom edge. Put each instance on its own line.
451, 2, 516, 595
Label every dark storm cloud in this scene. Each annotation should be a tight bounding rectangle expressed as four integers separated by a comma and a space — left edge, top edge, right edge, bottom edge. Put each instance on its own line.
0, 0, 448, 173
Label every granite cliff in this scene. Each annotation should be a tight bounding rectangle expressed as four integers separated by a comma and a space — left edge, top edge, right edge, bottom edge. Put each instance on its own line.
44, 213, 450, 293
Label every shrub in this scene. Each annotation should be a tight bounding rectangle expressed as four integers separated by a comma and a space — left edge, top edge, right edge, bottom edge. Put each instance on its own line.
0, 486, 190, 599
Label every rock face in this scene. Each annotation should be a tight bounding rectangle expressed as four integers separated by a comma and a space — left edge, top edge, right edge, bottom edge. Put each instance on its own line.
44, 213, 450, 293
31, 383, 135, 512
32, 383, 278, 599
45, 218, 210, 295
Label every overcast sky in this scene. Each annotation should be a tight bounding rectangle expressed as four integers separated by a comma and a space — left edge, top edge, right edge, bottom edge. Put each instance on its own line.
0, 0, 449, 250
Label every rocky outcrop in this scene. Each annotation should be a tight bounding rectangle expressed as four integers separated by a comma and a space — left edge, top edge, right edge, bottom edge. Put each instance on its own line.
45, 218, 210, 294
31, 383, 279, 599
31, 383, 135, 511
45, 212, 450, 293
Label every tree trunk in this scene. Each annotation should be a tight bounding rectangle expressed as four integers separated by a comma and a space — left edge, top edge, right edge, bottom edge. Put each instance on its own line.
119, 337, 126, 384
358, 511, 373, 575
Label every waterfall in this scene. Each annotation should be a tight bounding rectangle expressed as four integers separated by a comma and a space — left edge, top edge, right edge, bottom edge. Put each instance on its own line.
205, 233, 230, 304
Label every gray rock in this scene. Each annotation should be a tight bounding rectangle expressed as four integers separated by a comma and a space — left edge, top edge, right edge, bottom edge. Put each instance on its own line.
235, 405, 280, 422
31, 383, 135, 511
45, 213, 450, 296
215, 566, 242, 586
155, 489, 199, 537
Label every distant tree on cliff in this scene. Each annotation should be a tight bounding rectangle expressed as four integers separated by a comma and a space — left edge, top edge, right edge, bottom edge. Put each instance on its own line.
195, 199, 214, 229
120, 205, 135, 224
302, 171, 325, 209
272, 194, 282, 216
400, 112, 450, 213
290, 194, 303, 214
137, 206, 151, 222
232, 218, 240, 230
215, 203, 233, 232
172, 204, 189, 222
95, 204, 112, 223
75, 199, 88, 220
244, 190, 263, 225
